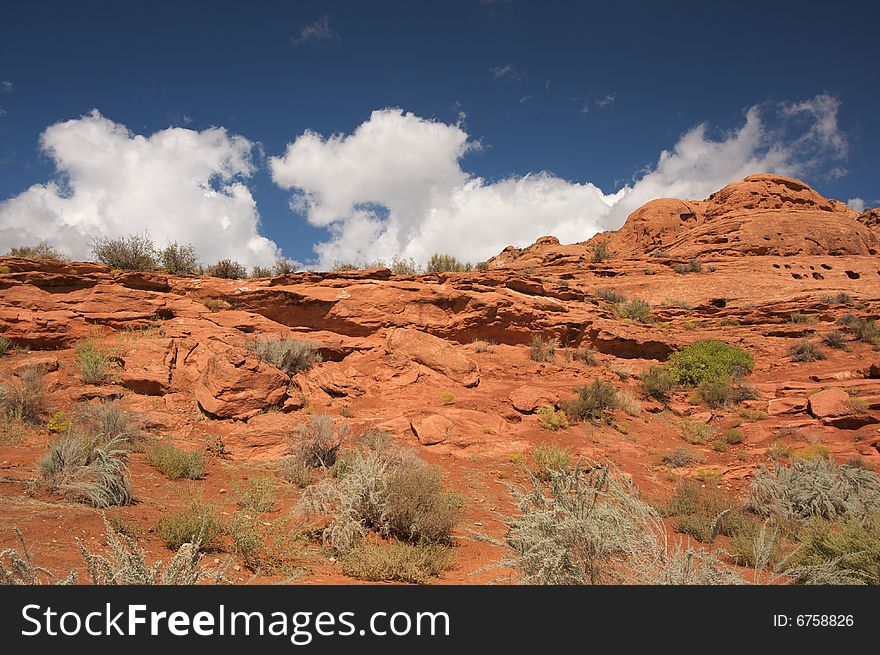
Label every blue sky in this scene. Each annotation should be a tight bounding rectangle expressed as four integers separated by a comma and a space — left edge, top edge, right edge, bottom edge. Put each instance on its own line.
0, 0, 877, 268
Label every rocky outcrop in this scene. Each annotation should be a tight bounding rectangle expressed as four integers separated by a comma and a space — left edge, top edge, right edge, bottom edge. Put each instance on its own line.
386, 328, 480, 387
195, 349, 289, 419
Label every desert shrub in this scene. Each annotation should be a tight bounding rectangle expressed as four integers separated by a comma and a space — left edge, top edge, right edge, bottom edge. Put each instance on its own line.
425, 253, 472, 273
156, 501, 224, 550
532, 443, 573, 480
724, 428, 744, 445
159, 242, 199, 275
272, 258, 297, 275
697, 379, 757, 408
788, 339, 825, 363
0, 335, 10, 356
382, 466, 464, 543
471, 339, 496, 353
76, 401, 143, 448
482, 462, 743, 584
388, 256, 421, 275
662, 480, 747, 543
205, 259, 246, 279
74, 338, 115, 384
78, 519, 218, 585
680, 418, 714, 444
590, 241, 612, 263
439, 391, 455, 405
250, 265, 272, 278
820, 292, 854, 305
662, 447, 700, 468
749, 458, 880, 522
40, 434, 131, 507
615, 298, 652, 323
666, 340, 754, 387
740, 408, 767, 421
639, 365, 675, 400
279, 458, 313, 487
617, 390, 642, 417
0, 528, 76, 584
251, 337, 321, 375
595, 288, 626, 304
340, 541, 454, 583
662, 299, 693, 309
789, 312, 816, 324
795, 513, 880, 584
91, 234, 157, 270
561, 380, 620, 424
235, 476, 277, 513
298, 442, 457, 554
529, 335, 557, 362
651, 249, 671, 258
6, 241, 65, 260
848, 318, 880, 344
822, 330, 849, 350
673, 259, 702, 274
568, 347, 596, 364
536, 406, 568, 431
289, 414, 347, 469
0, 366, 46, 423
146, 442, 206, 480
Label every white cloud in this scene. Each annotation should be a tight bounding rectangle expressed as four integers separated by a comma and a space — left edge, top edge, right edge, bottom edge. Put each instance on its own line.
1, 81, 11, 93
291, 16, 339, 46
0, 110, 280, 267
596, 93, 616, 108
270, 96, 849, 268
490, 64, 519, 81
847, 197, 866, 212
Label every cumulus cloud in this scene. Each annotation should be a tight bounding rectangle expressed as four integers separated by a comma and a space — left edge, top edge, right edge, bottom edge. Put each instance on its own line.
270, 95, 849, 268
291, 16, 339, 46
847, 197, 866, 212
0, 110, 280, 267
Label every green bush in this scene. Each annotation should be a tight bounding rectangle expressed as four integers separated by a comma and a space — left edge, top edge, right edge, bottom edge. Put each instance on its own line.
697, 379, 757, 408
536, 406, 569, 431
146, 442, 206, 480
560, 380, 620, 424
205, 259, 246, 279
639, 366, 675, 400
0, 366, 46, 423
532, 443, 572, 480
251, 337, 321, 375
91, 234, 158, 270
796, 513, 880, 584
848, 318, 880, 344
680, 418, 714, 444
590, 241, 612, 263
74, 339, 114, 384
159, 242, 199, 275
788, 339, 825, 363
529, 335, 557, 363
7, 241, 66, 260
340, 541, 454, 583
425, 253, 472, 273
40, 434, 131, 507
616, 298, 652, 323
666, 340, 754, 387
661, 480, 746, 544
156, 501, 224, 550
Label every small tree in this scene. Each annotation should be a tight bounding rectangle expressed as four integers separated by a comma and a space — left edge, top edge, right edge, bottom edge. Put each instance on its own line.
205, 259, 247, 279
91, 234, 158, 271
160, 242, 199, 275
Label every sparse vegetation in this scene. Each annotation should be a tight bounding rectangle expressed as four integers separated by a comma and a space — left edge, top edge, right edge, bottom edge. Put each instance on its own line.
673, 259, 702, 274
251, 337, 321, 375
91, 233, 158, 271
340, 541, 454, 583
662, 480, 745, 544
662, 447, 701, 468
822, 330, 849, 350
848, 318, 880, 344
789, 312, 816, 324
697, 379, 757, 408
680, 418, 715, 444
560, 380, 621, 424
388, 256, 421, 275
250, 265, 272, 278
74, 337, 115, 384
595, 288, 626, 304
272, 258, 298, 275
529, 335, 557, 362
567, 347, 596, 364
0, 366, 46, 423
788, 339, 825, 363
146, 442, 206, 480
796, 513, 880, 584
235, 476, 277, 513
615, 298, 652, 323
532, 443, 572, 480
425, 253, 472, 273
536, 406, 568, 431
639, 365, 675, 400
156, 501, 225, 551
289, 414, 347, 469
0, 335, 10, 357
6, 241, 66, 260
590, 241, 612, 263
819, 292, 854, 305
471, 339, 496, 353
159, 242, 199, 275
205, 259, 247, 279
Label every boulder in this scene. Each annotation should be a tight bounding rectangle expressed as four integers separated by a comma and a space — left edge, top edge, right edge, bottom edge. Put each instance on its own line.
195, 350, 288, 419
13, 356, 60, 376
410, 414, 454, 445
386, 328, 479, 387
120, 339, 176, 395
509, 385, 557, 413
807, 388, 852, 420
768, 397, 808, 416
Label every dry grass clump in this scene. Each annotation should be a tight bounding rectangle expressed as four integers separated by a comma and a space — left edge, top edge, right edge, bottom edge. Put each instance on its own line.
529, 335, 557, 362
0, 366, 46, 423
40, 434, 131, 507
595, 288, 626, 304
272, 258, 298, 275
156, 501, 225, 550
340, 541, 454, 583
288, 414, 347, 469
590, 241, 612, 263
615, 298, 652, 323
532, 443, 573, 480
639, 365, 675, 400
471, 339, 496, 353
425, 253, 472, 273
74, 337, 116, 384
788, 339, 826, 363
560, 380, 621, 424
251, 337, 322, 375
234, 476, 277, 513
146, 442, 206, 480
822, 330, 849, 350
1, 528, 76, 584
